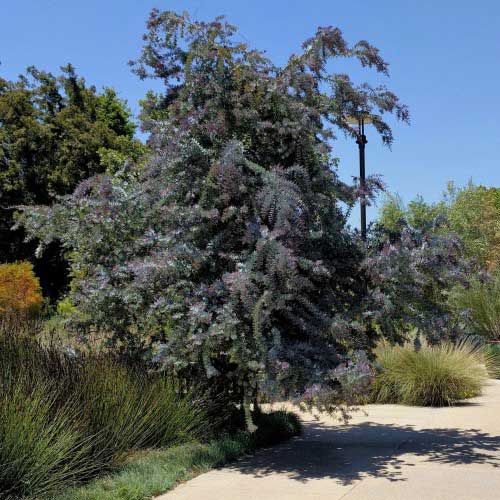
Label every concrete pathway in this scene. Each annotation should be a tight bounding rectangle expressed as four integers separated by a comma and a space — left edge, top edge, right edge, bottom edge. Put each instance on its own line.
158, 380, 500, 500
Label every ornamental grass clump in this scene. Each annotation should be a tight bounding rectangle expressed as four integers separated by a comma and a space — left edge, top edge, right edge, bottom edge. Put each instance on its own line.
0, 327, 211, 499
484, 343, 500, 378
371, 339, 496, 406
0, 380, 100, 500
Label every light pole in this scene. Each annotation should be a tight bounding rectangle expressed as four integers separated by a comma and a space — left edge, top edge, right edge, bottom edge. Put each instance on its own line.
347, 113, 372, 241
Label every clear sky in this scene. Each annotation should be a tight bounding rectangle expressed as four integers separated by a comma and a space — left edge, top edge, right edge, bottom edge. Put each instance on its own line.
1, 0, 500, 224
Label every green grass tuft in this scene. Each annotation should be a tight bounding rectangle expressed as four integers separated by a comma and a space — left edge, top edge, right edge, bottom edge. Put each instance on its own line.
0, 325, 301, 500
0, 382, 100, 499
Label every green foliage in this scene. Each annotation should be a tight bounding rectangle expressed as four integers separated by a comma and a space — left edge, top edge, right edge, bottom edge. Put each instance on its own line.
56, 297, 78, 316
370, 339, 494, 406
449, 274, 500, 339
377, 193, 448, 235
0, 65, 139, 205
447, 184, 500, 269
377, 183, 500, 269
59, 411, 301, 500
406, 195, 448, 231
0, 64, 144, 300
377, 194, 406, 234
0, 326, 210, 499
484, 344, 500, 378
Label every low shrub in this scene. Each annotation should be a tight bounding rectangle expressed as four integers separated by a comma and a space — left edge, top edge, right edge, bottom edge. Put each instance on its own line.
252, 410, 302, 447
371, 339, 495, 406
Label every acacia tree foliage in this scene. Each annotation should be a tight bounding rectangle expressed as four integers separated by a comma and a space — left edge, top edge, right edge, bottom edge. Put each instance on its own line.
0, 65, 144, 299
365, 225, 475, 344
370, 190, 479, 343
20, 10, 408, 423
376, 185, 500, 340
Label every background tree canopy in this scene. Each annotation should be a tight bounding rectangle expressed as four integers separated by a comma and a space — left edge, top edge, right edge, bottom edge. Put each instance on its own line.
371, 183, 500, 344
0, 64, 145, 299
20, 10, 408, 424
377, 183, 500, 269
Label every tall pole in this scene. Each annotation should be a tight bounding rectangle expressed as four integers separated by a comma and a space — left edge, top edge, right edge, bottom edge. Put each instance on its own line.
356, 117, 368, 241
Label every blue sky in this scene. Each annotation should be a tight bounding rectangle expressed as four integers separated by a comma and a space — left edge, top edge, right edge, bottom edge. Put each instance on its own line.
1, 0, 499, 224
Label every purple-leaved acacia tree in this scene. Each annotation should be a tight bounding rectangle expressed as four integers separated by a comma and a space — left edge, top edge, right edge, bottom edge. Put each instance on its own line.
19, 10, 408, 429
366, 205, 479, 346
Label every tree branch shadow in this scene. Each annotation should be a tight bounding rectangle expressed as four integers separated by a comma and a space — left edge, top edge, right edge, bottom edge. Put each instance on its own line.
227, 421, 500, 485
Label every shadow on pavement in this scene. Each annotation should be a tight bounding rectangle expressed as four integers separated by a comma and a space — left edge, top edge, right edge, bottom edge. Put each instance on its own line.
228, 421, 500, 485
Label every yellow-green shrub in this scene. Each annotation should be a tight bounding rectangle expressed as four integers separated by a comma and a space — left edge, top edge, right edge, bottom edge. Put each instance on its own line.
371, 339, 496, 406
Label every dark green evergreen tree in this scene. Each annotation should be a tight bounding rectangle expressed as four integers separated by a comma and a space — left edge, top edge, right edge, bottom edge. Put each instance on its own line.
0, 64, 144, 299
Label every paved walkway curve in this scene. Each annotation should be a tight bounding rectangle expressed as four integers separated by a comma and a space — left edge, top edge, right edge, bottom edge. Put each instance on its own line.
158, 380, 500, 500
